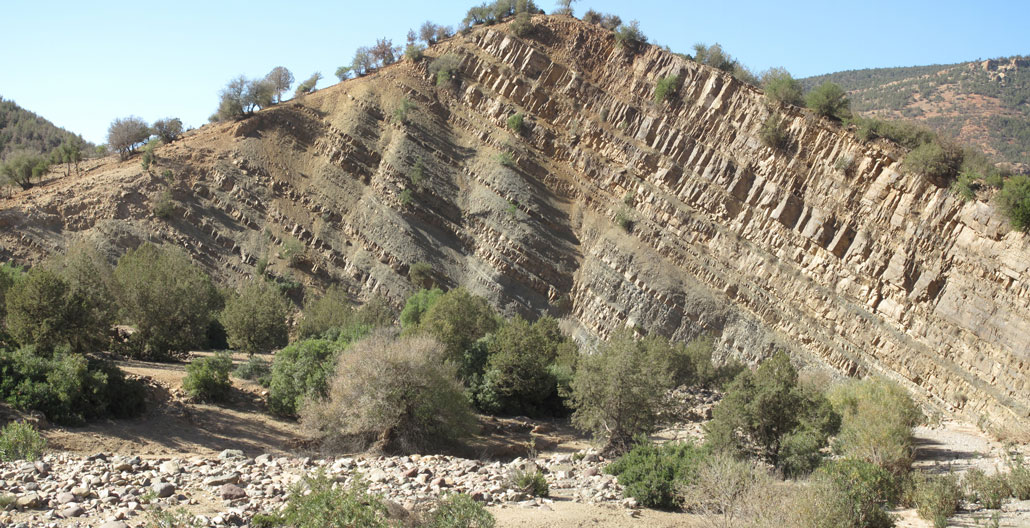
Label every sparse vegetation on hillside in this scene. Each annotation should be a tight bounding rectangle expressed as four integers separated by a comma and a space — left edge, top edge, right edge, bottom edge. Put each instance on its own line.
613, 20, 646, 49
429, 54, 462, 86
0, 97, 93, 162
294, 72, 322, 97
692, 43, 756, 85
762, 67, 804, 106
653, 74, 682, 104
760, 113, 790, 150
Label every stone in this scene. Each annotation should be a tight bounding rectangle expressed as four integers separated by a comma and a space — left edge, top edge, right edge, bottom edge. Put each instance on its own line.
203, 472, 240, 486
218, 449, 246, 460
15, 492, 41, 509
56, 492, 76, 504
100, 522, 129, 528
159, 461, 181, 475
219, 483, 247, 500
61, 504, 85, 517
368, 469, 389, 483
153, 482, 175, 498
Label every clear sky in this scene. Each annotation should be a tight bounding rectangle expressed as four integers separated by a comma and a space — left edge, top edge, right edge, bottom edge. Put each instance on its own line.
1, 0, 1026, 144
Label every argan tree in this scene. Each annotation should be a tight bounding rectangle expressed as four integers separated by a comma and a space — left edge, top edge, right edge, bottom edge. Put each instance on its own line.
264, 66, 294, 103
106, 116, 151, 158
294, 72, 322, 97
152, 118, 183, 143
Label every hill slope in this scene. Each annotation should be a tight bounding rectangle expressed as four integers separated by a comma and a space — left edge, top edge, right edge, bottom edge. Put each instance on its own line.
0, 15, 1028, 437
0, 96, 93, 160
802, 57, 1030, 169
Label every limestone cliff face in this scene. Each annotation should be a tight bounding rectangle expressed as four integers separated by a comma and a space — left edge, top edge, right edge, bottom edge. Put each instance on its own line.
1, 16, 1027, 434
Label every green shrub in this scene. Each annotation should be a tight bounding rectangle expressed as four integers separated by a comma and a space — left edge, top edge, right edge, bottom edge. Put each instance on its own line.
405, 43, 425, 62
249, 513, 284, 528
400, 288, 445, 330
802, 459, 897, 528
4, 267, 109, 355
507, 112, 525, 134
0, 421, 46, 461
426, 493, 495, 528
297, 287, 394, 340
653, 75, 681, 104
913, 472, 963, 528
760, 113, 790, 150
901, 139, 963, 182
302, 333, 475, 453
183, 352, 233, 402
475, 316, 573, 417
417, 288, 499, 366
615, 209, 632, 232
430, 54, 461, 86
278, 237, 306, 267
828, 378, 921, 477
570, 330, 676, 452
998, 174, 1030, 230
613, 20, 647, 49
221, 280, 291, 355
146, 507, 205, 528
400, 188, 415, 206
114, 244, 222, 359
965, 468, 1010, 509
153, 189, 175, 219
805, 82, 851, 120
606, 440, 708, 509
408, 261, 435, 289
705, 351, 839, 476
762, 67, 804, 106
1008, 456, 1030, 500
0, 346, 146, 424
497, 151, 515, 167
508, 468, 549, 497
267, 339, 340, 417
393, 98, 416, 124
281, 472, 388, 528
234, 354, 271, 384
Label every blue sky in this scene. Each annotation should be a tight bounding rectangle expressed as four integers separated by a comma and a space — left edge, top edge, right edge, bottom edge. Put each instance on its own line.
1, 0, 1026, 144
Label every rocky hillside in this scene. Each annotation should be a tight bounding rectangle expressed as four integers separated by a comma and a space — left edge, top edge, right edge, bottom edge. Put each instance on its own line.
1, 15, 1028, 437
802, 57, 1030, 170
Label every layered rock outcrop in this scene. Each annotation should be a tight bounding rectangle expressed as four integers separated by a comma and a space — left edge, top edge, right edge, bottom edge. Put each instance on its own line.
1, 16, 1026, 435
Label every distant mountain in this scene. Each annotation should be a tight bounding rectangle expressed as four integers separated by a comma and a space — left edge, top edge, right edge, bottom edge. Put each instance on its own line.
802, 56, 1030, 168
0, 96, 93, 160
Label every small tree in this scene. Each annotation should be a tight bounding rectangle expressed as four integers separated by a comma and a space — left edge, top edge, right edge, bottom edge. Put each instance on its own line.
152, 118, 183, 143
653, 74, 682, 104
264, 66, 294, 103
221, 279, 291, 355
5, 268, 107, 355
214, 76, 248, 121
613, 20, 647, 49
1, 151, 50, 189
828, 378, 921, 477
302, 332, 476, 453
554, 0, 577, 16
294, 72, 322, 97
244, 78, 276, 113
569, 329, 675, 452
999, 174, 1030, 230
107, 116, 151, 157
760, 113, 790, 150
267, 339, 340, 417
419, 21, 443, 44
114, 244, 222, 359
370, 38, 400, 69
805, 81, 851, 120
417, 287, 499, 365
335, 65, 352, 81
761, 67, 804, 106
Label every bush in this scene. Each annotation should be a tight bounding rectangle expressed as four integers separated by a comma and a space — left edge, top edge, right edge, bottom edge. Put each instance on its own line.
801, 459, 897, 528
998, 174, 1030, 230
221, 280, 291, 355
152, 118, 183, 143
852, 117, 937, 150
183, 352, 233, 402
281, 472, 389, 528
805, 82, 851, 120
429, 54, 461, 86
901, 139, 963, 182
570, 330, 676, 452
0, 346, 146, 424
913, 472, 963, 528
400, 288, 445, 330
507, 112, 525, 134
146, 507, 205, 528
417, 288, 498, 366
267, 339, 340, 417
302, 333, 475, 453
107, 116, 151, 158
508, 468, 549, 497
0, 421, 46, 461
153, 190, 175, 219
297, 286, 394, 340
393, 98, 416, 124
762, 68, 804, 106
1008, 456, 1030, 500
4, 267, 109, 355
234, 354, 271, 384
760, 113, 789, 150
408, 261, 435, 289
613, 20, 647, 49
653, 75, 682, 104
293, 72, 322, 97
705, 351, 839, 476
828, 378, 921, 477
474, 316, 572, 416
606, 440, 708, 509
965, 468, 1010, 509
680, 452, 774, 525
426, 493, 495, 528
114, 244, 222, 359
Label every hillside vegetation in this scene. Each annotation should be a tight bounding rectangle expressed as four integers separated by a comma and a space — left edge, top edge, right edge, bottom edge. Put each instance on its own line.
0, 97, 93, 160
802, 57, 1030, 168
